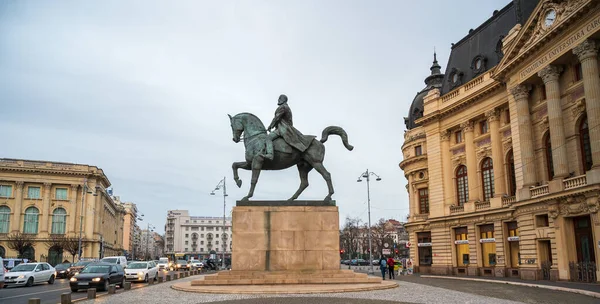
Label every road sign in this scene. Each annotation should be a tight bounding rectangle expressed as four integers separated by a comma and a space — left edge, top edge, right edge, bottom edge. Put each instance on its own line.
384, 243, 389, 248
406, 241, 412, 248
382, 248, 391, 255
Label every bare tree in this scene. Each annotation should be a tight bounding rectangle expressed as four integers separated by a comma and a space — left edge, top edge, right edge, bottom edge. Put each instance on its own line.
371, 218, 394, 257
44, 235, 65, 251
62, 237, 87, 262
339, 217, 362, 259
6, 232, 34, 258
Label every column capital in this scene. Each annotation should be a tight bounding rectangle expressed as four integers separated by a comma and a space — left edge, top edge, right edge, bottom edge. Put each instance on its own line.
440, 130, 451, 141
510, 85, 529, 100
486, 109, 500, 122
538, 65, 563, 84
15, 181, 24, 190
43, 182, 52, 190
71, 184, 79, 192
573, 39, 598, 61
460, 121, 474, 133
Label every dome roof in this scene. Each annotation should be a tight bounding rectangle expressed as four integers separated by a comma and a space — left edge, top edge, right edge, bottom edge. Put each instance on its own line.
404, 53, 444, 130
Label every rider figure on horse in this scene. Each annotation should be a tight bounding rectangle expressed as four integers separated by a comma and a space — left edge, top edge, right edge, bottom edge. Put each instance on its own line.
263, 94, 313, 160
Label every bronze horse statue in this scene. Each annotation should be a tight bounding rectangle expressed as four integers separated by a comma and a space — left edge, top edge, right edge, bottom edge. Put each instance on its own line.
228, 113, 353, 202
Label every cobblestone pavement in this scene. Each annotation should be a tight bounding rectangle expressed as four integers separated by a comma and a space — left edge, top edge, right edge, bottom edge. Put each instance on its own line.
396, 275, 598, 304
80, 275, 524, 304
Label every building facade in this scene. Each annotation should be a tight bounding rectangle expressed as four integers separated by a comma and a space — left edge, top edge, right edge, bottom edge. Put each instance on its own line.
116, 199, 139, 258
400, 0, 600, 282
164, 210, 232, 259
0, 158, 125, 263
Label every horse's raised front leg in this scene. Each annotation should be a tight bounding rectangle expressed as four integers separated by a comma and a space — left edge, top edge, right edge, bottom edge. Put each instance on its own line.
241, 156, 264, 201
232, 161, 250, 188
288, 161, 312, 201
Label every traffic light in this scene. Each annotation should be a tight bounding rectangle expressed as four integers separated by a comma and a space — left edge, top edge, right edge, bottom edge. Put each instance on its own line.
339, 249, 345, 254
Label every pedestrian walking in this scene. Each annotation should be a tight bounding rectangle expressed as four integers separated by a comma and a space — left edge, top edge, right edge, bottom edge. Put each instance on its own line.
379, 257, 387, 280
387, 256, 395, 279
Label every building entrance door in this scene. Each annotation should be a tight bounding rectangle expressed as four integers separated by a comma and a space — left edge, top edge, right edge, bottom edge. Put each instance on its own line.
573, 215, 595, 263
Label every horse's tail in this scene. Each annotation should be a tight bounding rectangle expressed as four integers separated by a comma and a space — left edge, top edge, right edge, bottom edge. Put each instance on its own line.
320, 126, 354, 151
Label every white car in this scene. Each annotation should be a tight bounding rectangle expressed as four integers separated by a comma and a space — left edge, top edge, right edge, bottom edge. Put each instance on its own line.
0, 257, 5, 289
157, 257, 171, 271
3, 262, 56, 287
191, 260, 203, 269
124, 261, 158, 282
100, 256, 128, 268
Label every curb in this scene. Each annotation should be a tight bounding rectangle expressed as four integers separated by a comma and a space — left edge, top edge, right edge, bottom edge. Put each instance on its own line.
420, 275, 600, 299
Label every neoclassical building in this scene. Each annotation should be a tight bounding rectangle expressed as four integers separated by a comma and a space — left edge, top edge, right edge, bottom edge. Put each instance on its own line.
400, 0, 600, 282
0, 158, 125, 263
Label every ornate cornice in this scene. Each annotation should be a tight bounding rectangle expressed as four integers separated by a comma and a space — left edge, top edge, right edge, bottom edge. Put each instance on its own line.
510, 85, 529, 100
399, 155, 428, 171
573, 39, 598, 61
538, 65, 563, 84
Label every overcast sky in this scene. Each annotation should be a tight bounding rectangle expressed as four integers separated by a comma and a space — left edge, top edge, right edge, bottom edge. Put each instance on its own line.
1, 0, 509, 233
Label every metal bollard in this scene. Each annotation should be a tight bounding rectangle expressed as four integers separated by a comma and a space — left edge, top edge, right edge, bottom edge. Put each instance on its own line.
158, 276, 164, 283
124, 281, 132, 290
61, 293, 72, 304
28, 299, 41, 304
108, 284, 116, 294
148, 278, 154, 285
166, 274, 172, 281
87, 289, 96, 299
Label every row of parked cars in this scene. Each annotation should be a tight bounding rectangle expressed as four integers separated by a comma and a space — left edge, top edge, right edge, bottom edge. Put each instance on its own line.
0, 255, 163, 291
340, 259, 379, 266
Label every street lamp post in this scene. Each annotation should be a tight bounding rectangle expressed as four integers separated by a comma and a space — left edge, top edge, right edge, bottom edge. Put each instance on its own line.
145, 223, 155, 260
78, 179, 98, 261
211, 176, 227, 270
132, 214, 143, 260
357, 169, 381, 274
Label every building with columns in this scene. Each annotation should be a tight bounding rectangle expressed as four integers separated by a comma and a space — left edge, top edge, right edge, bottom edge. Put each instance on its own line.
164, 210, 232, 260
0, 158, 125, 263
400, 0, 600, 282
114, 198, 140, 259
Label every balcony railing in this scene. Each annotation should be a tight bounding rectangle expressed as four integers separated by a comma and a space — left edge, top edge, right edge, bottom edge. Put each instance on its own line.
475, 200, 491, 210
450, 205, 464, 214
531, 184, 549, 198
502, 196, 516, 206
564, 175, 587, 190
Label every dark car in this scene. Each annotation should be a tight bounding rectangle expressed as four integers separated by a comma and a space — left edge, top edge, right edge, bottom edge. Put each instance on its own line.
54, 263, 73, 279
174, 260, 189, 271
69, 262, 125, 292
67, 260, 96, 278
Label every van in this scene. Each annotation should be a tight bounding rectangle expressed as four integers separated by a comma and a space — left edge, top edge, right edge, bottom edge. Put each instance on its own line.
100, 256, 128, 268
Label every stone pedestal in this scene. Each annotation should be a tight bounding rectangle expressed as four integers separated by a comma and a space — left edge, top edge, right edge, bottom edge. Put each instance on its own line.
192, 200, 382, 287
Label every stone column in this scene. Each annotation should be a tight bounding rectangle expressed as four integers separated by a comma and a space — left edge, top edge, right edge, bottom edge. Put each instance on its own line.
487, 109, 506, 196
11, 181, 24, 233
41, 182, 52, 234
574, 40, 600, 169
441, 131, 454, 206
71, 185, 79, 234
538, 65, 569, 178
462, 121, 479, 201
510, 85, 536, 187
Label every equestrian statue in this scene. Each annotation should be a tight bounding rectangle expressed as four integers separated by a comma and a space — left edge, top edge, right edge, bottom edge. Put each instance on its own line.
228, 94, 353, 202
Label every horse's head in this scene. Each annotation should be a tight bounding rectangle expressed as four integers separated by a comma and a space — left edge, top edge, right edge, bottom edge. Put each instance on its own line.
228, 114, 243, 143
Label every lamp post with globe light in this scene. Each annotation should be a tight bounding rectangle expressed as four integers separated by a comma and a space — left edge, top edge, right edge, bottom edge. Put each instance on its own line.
211, 177, 227, 269
357, 169, 381, 274
78, 179, 98, 261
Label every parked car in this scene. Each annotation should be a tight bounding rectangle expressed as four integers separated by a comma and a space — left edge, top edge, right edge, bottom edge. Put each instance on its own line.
3, 262, 56, 287
157, 257, 171, 271
190, 260, 203, 269
68, 260, 96, 277
0, 256, 5, 289
174, 260, 189, 271
124, 261, 158, 283
54, 263, 73, 279
100, 256, 128, 268
69, 262, 125, 292
2, 258, 28, 271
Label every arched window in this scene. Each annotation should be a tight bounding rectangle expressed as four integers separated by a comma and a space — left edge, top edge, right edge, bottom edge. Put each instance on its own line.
481, 158, 495, 201
51, 208, 67, 235
0, 206, 10, 233
579, 116, 592, 171
545, 134, 554, 180
507, 150, 516, 196
23, 207, 39, 234
456, 165, 469, 206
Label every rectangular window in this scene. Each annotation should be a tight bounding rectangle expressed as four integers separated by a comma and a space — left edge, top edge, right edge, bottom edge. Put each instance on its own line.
186, 227, 189, 231
185, 241, 188, 245
479, 224, 496, 267
455, 131, 463, 143
0, 185, 12, 198
201, 234, 204, 237
574, 63, 583, 82
505, 109, 511, 124
480, 120, 488, 134
185, 234, 189, 238
216, 234, 219, 238
201, 248, 204, 252
191, 227, 199, 231
418, 188, 429, 214
201, 227, 205, 231
28, 186, 41, 199
55, 188, 68, 200
507, 221, 520, 267
417, 232, 432, 266
455, 227, 469, 266
535, 214, 549, 227
201, 241, 204, 245
216, 241, 219, 245
185, 248, 188, 251
415, 145, 422, 156
0, 207, 9, 233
